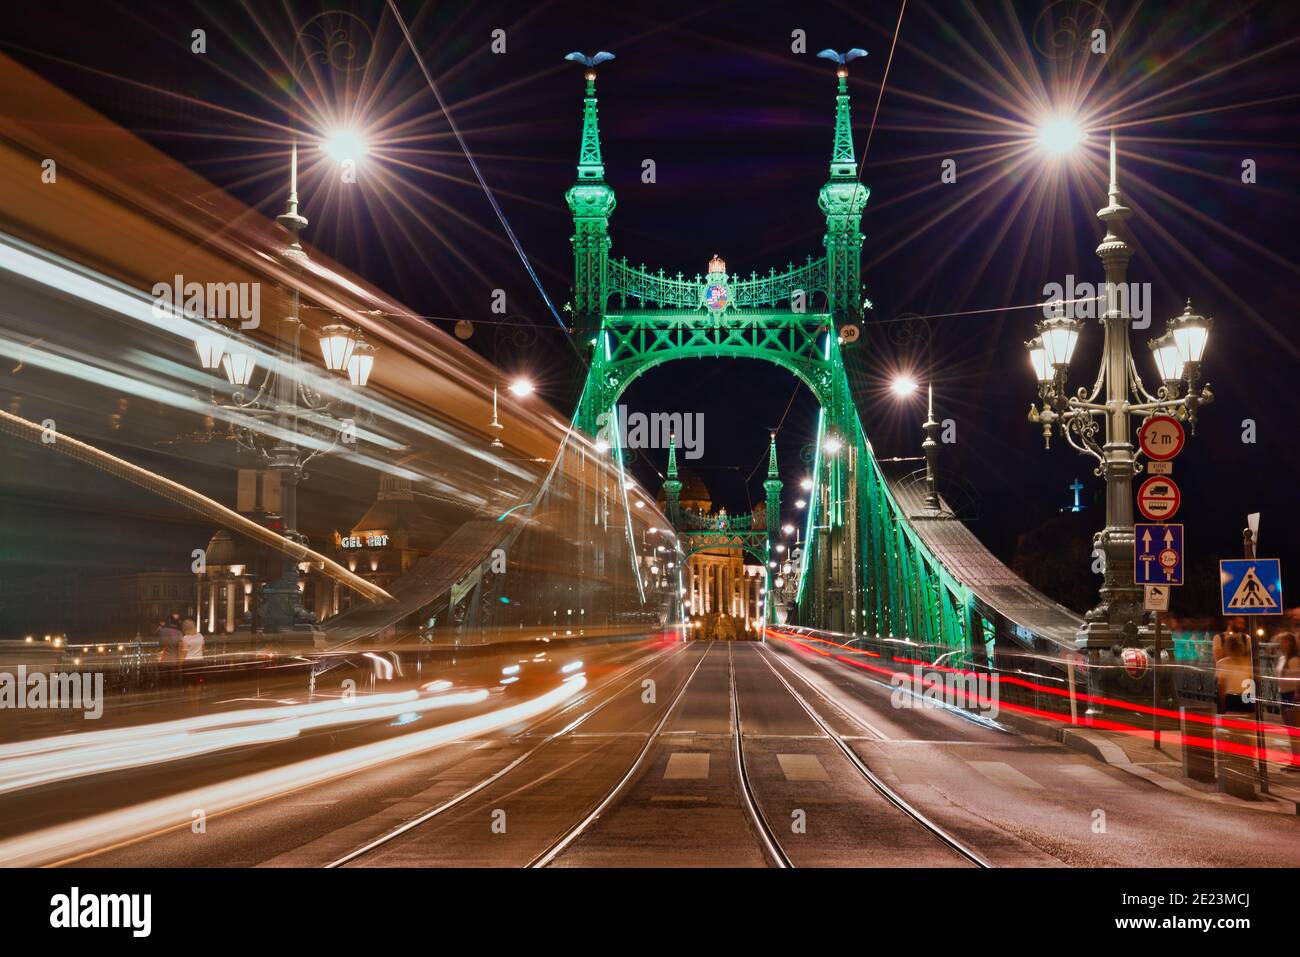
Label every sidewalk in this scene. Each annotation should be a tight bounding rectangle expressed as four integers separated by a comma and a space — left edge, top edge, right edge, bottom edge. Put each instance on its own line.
999, 707, 1300, 815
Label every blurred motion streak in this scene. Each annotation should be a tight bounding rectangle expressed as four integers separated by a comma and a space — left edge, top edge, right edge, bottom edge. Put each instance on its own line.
0, 686, 487, 796
0, 406, 392, 604
0, 676, 586, 867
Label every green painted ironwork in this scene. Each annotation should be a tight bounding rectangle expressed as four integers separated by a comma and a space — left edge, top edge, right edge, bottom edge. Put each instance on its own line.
565, 55, 974, 652
674, 507, 772, 572
608, 256, 829, 312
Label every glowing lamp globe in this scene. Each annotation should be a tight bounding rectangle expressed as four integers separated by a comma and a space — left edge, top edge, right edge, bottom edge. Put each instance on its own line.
318, 323, 357, 372
221, 349, 257, 386
891, 375, 919, 398
1026, 335, 1051, 385
1171, 301, 1210, 366
346, 340, 377, 387
1148, 333, 1184, 385
193, 328, 228, 371
321, 129, 368, 165
1036, 116, 1086, 157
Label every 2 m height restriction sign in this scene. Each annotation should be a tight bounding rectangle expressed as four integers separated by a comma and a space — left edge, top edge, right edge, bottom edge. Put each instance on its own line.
1138, 415, 1186, 461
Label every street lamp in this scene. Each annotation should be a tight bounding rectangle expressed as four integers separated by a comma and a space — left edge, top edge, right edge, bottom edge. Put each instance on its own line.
893, 375, 943, 511
1035, 115, 1087, 157
508, 377, 535, 398
890, 374, 918, 397
193, 326, 228, 371
320, 128, 368, 166
1170, 300, 1211, 384
346, 339, 377, 387
220, 347, 257, 387
1148, 331, 1183, 393
1026, 131, 1213, 660
318, 322, 358, 372
193, 141, 377, 634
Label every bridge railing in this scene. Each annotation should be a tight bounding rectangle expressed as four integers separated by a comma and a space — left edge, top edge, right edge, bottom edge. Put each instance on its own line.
607, 256, 828, 311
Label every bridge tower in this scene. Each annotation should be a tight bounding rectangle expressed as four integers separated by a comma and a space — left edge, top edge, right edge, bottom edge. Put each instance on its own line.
763, 432, 782, 555
663, 431, 683, 527
566, 64, 615, 342
820, 65, 869, 325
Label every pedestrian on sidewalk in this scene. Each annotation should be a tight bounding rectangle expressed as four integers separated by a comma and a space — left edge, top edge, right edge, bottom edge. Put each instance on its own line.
1215, 632, 1253, 714
179, 618, 205, 664
155, 617, 182, 663
1275, 632, 1300, 770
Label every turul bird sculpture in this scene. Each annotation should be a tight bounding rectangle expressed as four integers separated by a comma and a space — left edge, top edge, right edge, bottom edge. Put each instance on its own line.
564, 51, 616, 68
816, 48, 868, 65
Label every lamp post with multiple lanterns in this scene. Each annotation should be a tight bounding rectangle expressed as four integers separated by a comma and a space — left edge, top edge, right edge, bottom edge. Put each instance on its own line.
190, 141, 377, 633
1026, 130, 1213, 662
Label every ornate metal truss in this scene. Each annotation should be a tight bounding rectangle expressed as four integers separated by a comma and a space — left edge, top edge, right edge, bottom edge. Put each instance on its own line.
576, 309, 836, 432
673, 508, 772, 564
607, 257, 829, 312
562, 56, 1003, 653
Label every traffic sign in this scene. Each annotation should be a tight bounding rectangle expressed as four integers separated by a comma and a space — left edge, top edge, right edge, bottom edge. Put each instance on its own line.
1147, 460, 1172, 476
1219, 559, 1283, 615
1144, 584, 1170, 612
1137, 476, 1181, 521
1139, 415, 1185, 461
1135, 523, 1183, 585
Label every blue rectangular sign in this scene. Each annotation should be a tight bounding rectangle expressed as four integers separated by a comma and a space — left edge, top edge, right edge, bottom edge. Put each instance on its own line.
1135, 522, 1183, 585
1219, 559, 1283, 615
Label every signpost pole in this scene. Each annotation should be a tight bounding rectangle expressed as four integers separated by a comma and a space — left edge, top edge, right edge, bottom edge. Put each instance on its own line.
1243, 523, 1269, 795
1152, 609, 1161, 751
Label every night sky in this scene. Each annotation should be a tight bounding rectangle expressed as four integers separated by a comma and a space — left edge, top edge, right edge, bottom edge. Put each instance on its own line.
2, 0, 1298, 617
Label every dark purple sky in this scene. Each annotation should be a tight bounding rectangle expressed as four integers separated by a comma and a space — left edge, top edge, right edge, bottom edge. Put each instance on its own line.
3, 0, 1298, 614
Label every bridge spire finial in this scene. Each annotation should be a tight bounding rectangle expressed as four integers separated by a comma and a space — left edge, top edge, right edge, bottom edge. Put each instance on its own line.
564, 51, 615, 182
816, 48, 870, 324
816, 48, 867, 180
766, 432, 779, 478
663, 431, 683, 526
564, 52, 617, 343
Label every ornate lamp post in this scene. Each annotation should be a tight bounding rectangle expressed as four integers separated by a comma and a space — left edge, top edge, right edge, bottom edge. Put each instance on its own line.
191, 143, 378, 634
1027, 132, 1213, 665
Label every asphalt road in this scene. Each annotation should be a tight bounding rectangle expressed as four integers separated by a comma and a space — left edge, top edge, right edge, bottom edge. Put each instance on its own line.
2, 635, 1298, 867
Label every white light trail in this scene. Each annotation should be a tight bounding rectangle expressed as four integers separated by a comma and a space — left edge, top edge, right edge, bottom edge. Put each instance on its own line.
0, 677, 585, 867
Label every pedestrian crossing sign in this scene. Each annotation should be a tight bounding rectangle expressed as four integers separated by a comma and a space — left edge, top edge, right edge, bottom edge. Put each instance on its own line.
1219, 559, 1283, 615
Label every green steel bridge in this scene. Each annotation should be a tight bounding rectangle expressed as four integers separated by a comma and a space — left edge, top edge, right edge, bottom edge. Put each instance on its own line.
563, 55, 1082, 659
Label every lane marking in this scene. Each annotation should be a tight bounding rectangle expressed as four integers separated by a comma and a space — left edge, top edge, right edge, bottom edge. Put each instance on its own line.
1058, 763, 1130, 790
777, 754, 830, 782
529, 643, 716, 868
967, 760, 1045, 790
756, 644, 991, 868
663, 753, 710, 780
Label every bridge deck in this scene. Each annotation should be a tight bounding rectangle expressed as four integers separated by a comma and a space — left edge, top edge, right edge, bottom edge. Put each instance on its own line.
883, 468, 1083, 650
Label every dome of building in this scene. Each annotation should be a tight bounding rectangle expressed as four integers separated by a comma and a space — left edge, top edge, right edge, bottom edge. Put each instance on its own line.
657, 469, 712, 513
204, 529, 239, 567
